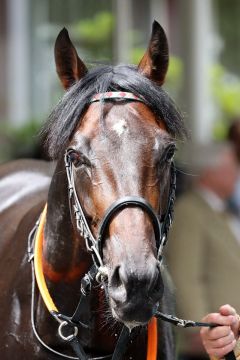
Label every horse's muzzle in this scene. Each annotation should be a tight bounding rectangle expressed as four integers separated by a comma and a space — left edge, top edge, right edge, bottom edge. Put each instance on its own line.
108, 259, 164, 326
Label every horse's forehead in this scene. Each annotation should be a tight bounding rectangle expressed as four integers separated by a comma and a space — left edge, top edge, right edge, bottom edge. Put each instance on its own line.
77, 102, 168, 143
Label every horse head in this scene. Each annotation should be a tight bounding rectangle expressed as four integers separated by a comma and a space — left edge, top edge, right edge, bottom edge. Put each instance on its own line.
45, 21, 185, 330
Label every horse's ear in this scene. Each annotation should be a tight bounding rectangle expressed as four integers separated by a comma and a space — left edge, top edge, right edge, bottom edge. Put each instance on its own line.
138, 21, 169, 86
54, 28, 87, 90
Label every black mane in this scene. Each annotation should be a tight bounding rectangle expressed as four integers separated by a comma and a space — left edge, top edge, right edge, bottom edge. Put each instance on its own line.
43, 65, 186, 159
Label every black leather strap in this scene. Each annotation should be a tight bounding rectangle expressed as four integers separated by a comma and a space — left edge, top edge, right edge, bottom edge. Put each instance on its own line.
71, 265, 97, 324
97, 196, 162, 256
111, 326, 136, 360
69, 337, 89, 360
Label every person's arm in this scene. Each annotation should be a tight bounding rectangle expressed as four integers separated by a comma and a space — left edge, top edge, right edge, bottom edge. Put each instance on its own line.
200, 304, 240, 359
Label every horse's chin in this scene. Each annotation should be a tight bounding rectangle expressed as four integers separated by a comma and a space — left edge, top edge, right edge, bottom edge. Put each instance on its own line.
111, 308, 145, 330
111, 302, 159, 330
123, 321, 145, 331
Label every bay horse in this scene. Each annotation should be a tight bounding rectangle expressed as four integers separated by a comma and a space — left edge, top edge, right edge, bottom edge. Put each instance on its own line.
0, 21, 186, 360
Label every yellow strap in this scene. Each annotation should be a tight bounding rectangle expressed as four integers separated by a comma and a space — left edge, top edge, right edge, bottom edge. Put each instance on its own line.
34, 204, 58, 313
147, 317, 158, 360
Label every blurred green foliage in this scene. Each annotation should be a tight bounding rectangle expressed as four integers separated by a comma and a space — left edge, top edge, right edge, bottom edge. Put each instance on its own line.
165, 57, 184, 99
71, 11, 114, 61
0, 120, 44, 162
214, 0, 240, 77
211, 64, 240, 139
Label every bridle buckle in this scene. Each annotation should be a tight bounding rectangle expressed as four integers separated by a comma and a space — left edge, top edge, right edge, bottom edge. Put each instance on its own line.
58, 321, 78, 341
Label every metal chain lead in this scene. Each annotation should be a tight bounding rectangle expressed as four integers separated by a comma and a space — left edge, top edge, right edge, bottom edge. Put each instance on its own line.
65, 152, 103, 268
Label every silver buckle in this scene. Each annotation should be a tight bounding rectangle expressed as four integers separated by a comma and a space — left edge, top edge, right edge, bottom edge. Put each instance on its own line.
58, 321, 78, 341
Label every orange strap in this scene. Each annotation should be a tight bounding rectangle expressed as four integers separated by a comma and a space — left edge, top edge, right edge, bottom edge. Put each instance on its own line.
147, 316, 158, 360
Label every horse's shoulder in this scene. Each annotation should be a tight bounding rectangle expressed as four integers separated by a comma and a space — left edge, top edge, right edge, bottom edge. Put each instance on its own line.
0, 158, 55, 178
0, 159, 55, 244
0, 159, 55, 199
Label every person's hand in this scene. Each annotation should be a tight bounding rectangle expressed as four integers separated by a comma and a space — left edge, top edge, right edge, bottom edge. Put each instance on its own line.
200, 304, 240, 359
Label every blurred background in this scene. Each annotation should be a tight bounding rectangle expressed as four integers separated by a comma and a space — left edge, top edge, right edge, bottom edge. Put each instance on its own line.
1, 1, 240, 359
0, 0, 240, 161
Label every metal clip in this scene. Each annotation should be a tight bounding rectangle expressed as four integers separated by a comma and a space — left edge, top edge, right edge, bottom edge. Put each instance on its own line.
96, 266, 109, 283
58, 321, 78, 341
176, 319, 195, 328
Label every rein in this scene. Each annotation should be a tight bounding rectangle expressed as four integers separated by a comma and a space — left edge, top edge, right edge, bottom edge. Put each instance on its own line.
28, 92, 236, 360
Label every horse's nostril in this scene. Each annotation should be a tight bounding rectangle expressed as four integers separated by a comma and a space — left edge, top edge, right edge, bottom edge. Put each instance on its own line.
109, 265, 128, 304
111, 265, 121, 288
109, 262, 163, 304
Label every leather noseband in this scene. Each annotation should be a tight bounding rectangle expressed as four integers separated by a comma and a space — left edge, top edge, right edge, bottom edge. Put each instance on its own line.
97, 196, 162, 258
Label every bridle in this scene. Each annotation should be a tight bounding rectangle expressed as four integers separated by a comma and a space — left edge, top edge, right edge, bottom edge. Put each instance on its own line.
64, 91, 176, 276
28, 92, 236, 360
65, 152, 176, 277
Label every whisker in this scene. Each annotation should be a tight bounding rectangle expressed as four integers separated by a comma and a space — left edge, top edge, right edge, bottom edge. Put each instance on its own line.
175, 167, 198, 177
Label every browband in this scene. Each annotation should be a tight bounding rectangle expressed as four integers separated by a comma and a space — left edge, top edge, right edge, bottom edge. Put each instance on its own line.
90, 92, 144, 103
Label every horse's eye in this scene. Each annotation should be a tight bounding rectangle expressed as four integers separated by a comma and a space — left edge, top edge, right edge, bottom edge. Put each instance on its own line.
165, 145, 176, 163
68, 150, 89, 168
68, 150, 81, 166
159, 145, 176, 166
